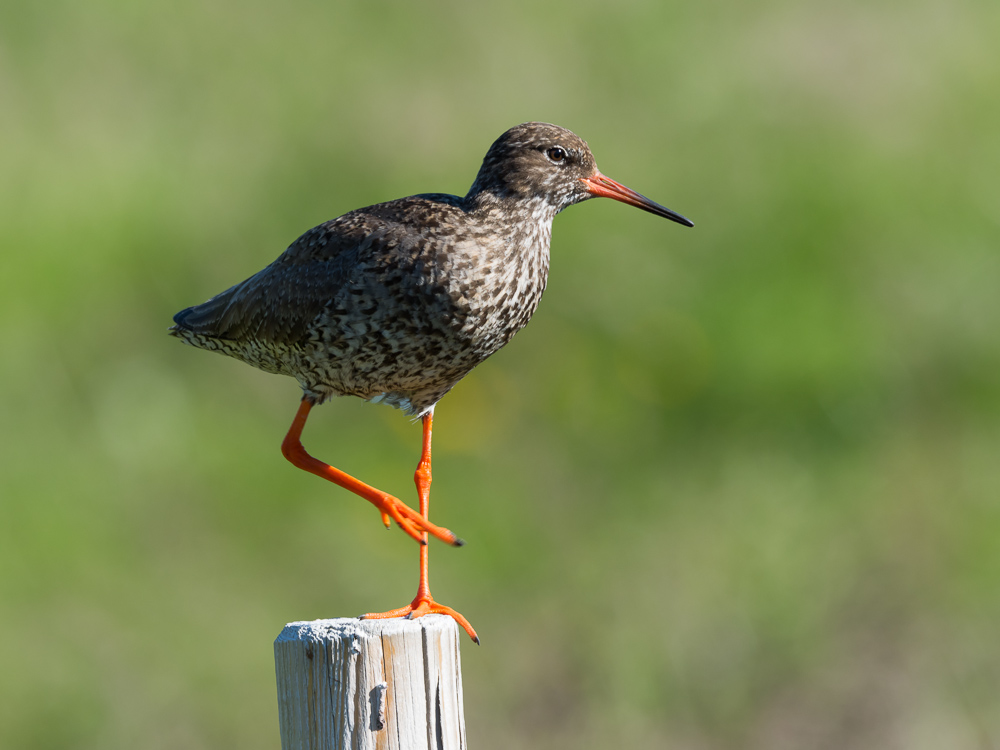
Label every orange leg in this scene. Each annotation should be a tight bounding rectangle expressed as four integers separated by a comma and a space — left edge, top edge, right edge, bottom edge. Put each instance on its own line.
281, 397, 463, 548
361, 409, 479, 644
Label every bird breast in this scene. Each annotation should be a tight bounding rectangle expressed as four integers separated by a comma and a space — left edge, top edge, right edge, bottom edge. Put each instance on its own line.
440, 217, 553, 354
299, 214, 552, 403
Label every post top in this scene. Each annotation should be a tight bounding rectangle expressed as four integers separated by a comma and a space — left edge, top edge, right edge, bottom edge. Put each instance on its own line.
275, 615, 458, 644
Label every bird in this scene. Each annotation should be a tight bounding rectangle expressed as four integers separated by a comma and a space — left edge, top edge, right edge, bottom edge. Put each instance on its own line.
170, 122, 693, 643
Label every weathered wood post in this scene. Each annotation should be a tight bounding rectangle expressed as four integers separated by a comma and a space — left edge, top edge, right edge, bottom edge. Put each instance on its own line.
274, 615, 467, 750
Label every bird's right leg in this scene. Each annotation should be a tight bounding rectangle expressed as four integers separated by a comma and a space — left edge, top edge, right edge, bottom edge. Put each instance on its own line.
281, 397, 463, 547
361, 410, 479, 643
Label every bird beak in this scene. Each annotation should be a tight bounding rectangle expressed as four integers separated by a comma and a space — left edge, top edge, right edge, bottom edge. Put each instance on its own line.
580, 173, 694, 227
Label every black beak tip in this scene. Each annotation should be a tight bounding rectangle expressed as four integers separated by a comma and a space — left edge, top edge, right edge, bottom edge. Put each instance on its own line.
661, 209, 694, 228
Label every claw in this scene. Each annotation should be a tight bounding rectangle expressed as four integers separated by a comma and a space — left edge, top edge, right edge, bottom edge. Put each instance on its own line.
377, 494, 458, 546
377, 496, 429, 544
363, 595, 479, 644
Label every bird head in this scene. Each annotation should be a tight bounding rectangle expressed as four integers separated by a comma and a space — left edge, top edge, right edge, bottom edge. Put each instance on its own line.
468, 122, 693, 227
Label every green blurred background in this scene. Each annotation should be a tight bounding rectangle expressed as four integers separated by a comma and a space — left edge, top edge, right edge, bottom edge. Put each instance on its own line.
2, 1, 999, 747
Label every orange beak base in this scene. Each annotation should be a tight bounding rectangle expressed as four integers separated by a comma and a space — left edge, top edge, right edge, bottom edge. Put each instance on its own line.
581, 173, 694, 227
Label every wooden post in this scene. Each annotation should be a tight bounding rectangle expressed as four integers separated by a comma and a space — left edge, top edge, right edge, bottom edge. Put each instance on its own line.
274, 614, 467, 750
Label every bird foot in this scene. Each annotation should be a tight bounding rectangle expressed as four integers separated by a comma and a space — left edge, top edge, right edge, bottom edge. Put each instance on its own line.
361, 594, 479, 645
373, 494, 465, 548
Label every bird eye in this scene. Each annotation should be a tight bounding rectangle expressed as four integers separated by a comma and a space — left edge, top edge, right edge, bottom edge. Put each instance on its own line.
546, 146, 568, 163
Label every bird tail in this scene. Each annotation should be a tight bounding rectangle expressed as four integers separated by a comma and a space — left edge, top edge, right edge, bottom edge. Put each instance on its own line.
169, 283, 242, 341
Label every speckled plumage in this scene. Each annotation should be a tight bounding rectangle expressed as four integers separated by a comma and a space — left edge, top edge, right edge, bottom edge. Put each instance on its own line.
170, 122, 692, 414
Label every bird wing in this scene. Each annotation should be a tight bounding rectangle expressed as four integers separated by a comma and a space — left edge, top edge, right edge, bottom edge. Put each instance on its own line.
172, 216, 375, 347
172, 195, 469, 349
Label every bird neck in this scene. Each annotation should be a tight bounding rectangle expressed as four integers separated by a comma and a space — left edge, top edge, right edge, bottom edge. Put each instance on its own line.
464, 186, 561, 228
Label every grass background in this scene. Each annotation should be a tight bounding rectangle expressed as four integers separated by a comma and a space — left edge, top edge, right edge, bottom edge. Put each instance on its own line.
2, 1, 999, 747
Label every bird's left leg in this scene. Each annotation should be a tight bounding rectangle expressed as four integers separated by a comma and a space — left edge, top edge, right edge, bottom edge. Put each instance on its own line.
362, 408, 479, 644
281, 397, 462, 547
